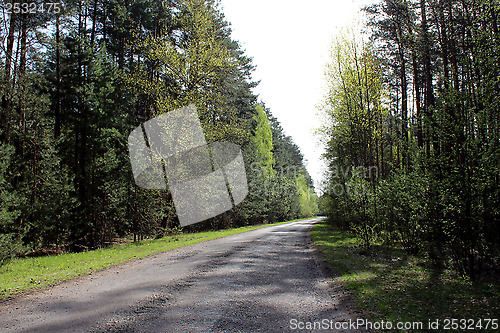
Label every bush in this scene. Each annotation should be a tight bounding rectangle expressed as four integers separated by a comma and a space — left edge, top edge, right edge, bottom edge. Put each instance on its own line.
0, 234, 26, 265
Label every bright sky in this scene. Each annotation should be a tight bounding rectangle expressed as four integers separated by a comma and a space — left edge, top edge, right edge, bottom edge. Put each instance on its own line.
219, 0, 375, 191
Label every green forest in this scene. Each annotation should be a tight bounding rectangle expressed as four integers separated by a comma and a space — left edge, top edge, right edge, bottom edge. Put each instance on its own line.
318, 0, 499, 281
0, 0, 318, 261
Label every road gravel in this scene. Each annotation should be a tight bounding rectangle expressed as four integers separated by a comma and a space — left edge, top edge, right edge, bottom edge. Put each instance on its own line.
0, 218, 365, 332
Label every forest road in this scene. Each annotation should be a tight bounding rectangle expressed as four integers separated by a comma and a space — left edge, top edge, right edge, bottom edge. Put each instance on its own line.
0, 218, 365, 332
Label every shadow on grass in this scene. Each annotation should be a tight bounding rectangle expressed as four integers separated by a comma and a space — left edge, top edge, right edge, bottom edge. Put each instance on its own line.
311, 221, 500, 332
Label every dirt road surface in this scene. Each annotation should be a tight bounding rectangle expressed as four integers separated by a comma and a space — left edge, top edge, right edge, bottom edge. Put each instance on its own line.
0, 218, 365, 332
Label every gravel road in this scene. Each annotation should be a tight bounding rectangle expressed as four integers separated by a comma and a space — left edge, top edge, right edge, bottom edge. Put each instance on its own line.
0, 218, 365, 332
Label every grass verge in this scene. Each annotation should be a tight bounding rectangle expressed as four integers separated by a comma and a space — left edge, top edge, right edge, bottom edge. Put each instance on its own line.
0, 219, 301, 301
311, 220, 499, 332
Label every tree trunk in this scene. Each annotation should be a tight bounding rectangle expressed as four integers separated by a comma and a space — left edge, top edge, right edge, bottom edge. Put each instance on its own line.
55, 15, 62, 138
397, 26, 408, 169
420, 0, 436, 156
91, 0, 99, 47
1, 8, 17, 142
17, 13, 28, 158
3, 8, 16, 84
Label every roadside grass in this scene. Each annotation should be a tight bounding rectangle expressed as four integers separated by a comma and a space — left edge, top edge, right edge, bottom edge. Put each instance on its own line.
0, 218, 302, 301
311, 221, 500, 332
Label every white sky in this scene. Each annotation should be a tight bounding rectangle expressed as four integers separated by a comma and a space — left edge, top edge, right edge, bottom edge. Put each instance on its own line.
219, 0, 375, 190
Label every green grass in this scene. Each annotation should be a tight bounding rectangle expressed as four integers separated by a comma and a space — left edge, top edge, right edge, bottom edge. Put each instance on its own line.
0, 219, 301, 301
311, 221, 500, 332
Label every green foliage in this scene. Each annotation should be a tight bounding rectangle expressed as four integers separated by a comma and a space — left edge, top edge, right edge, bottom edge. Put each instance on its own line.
251, 105, 275, 175
0, 0, 315, 258
0, 144, 25, 263
320, 1, 500, 280
312, 221, 500, 332
319, 28, 386, 247
240, 105, 318, 224
376, 170, 429, 254
0, 234, 26, 265
296, 174, 319, 218
0, 143, 21, 232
